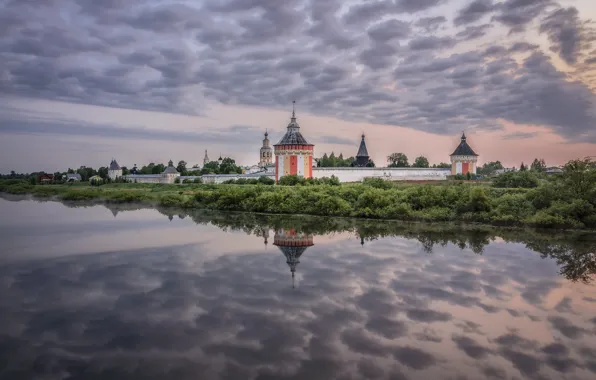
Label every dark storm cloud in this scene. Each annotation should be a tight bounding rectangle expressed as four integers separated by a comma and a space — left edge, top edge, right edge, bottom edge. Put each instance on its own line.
415, 16, 447, 32
452, 335, 493, 359
343, 0, 445, 26
456, 24, 493, 40
539, 7, 596, 66
548, 316, 588, 339
502, 131, 539, 140
0, 110, 260, 145
492, 0, 556, 33
454, 0, 496, 26
0, 0, 595, 142
367, 19, 411, 42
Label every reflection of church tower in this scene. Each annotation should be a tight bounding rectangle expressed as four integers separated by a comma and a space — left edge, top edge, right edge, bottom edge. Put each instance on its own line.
273, 229, 314, 288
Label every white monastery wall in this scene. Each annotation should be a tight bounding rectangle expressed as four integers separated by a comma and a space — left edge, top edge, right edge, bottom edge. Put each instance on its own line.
312, 167, 451, 182
123, 174, 179, 184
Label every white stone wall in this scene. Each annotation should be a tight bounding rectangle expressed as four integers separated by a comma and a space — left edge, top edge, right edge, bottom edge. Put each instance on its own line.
311, 167, 451, 182
108, 169, 122, 180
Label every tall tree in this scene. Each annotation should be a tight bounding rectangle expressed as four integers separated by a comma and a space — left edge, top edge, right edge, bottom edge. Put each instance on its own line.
121, 166, 129, 175
412, 156, 430, 168
530, 158, 546, 172
520, 162, 527, 171
98, 167, 108, 179
387, 153, 409, 167
176, 160, 187, 175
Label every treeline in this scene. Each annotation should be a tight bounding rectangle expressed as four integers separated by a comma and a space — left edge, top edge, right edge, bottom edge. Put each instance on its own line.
386, 153, 450, 168
477, 158, 550, 176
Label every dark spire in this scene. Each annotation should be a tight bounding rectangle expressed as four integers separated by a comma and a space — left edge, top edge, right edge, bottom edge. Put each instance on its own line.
292, 100, 296, 119
356, 134, 369, 158
450, 131, 478, 156
168, 159, 173, 167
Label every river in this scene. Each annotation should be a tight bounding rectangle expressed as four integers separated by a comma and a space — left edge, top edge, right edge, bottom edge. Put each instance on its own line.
0, 196, 595, 379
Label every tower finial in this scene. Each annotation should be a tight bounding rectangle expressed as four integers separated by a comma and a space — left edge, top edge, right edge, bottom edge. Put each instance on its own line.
292, 271, 295, 289
292, 100, 296, 118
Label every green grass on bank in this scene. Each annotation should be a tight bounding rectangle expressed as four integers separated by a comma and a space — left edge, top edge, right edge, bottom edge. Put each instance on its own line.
1, 171, 595, 230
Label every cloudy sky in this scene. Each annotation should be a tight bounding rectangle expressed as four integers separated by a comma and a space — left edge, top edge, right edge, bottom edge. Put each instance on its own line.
1, 0, 595, 172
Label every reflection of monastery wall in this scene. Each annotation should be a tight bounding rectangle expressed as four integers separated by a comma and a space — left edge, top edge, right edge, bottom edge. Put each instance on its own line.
123, 174, 179, 184
312, 167, 451, 182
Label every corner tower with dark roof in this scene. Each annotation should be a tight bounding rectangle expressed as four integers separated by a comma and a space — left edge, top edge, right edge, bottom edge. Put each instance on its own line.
353, 134, 371, 167
450, 132, 479, 175
108, 159, 122, 180
274, 101, 315, 182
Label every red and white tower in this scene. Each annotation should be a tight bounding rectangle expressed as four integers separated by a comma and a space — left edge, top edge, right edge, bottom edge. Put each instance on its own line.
450, 132, 479, 175
274, 102, 314, 182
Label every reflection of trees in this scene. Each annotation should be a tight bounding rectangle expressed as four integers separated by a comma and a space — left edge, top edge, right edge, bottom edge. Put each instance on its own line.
155, 208, 595, 283
7, 196, 594, 284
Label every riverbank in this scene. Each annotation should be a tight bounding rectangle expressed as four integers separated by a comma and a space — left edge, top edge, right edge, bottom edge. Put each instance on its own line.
1, 179, 595, 229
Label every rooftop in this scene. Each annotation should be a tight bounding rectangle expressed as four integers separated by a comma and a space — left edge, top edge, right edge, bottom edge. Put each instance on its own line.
275, 102, 313, 146
450, 132, 478, 156
109, 159, 121, 170
356, 134, 369, 158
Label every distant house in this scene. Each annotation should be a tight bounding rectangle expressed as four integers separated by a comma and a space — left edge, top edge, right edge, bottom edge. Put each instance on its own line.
545, 167, 563, 175
494, 168, 516, 175
64, 173, 82, 182
37, 173, 54, 183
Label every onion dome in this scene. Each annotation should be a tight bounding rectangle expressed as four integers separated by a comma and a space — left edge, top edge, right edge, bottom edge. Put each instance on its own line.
450, 132, 478, 156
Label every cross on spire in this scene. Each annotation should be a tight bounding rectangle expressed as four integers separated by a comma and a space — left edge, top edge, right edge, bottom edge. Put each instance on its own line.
292, 100, 296, 119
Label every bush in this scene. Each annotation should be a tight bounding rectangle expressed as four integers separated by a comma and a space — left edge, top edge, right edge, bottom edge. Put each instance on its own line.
182, 179, 192, 184
174, 178, 181, 184
493, 171, 540, 188
278, 175, 305, 186
362, 177, 393, 189
258, 176, 275, 185
193, 178, 203, 184
466, 187, 491, 212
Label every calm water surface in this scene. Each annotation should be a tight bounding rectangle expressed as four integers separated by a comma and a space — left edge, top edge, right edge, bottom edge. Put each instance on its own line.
0, 197, 595, 380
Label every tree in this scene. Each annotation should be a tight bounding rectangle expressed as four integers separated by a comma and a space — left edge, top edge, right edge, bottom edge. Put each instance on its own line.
387, 153, 409, 167
200, 161, 220, 175
219, 157, 242, 174
477, 161, 503, 175
412, 156, 429, 168
562, 158, 596, 197
531, 158, 546, 172
121, 166, 129, 175
520, 162, 527, 171
98, 167, 108, 179
433, 162, 451, 169
177, 160, 187, 175
329, 152, 336, 167
10, 170, 15, 177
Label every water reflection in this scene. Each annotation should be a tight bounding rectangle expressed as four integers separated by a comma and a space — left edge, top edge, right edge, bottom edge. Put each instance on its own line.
0, 197, 595, 380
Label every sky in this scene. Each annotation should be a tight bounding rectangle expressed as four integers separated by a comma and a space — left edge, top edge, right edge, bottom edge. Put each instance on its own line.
0, 0, 595, 173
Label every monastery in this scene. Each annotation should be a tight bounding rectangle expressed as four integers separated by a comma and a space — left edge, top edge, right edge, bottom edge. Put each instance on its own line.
107, 102, 478, 184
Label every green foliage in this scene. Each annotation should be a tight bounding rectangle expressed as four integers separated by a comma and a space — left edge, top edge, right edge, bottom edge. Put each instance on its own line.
562, 158, 596, 198
316, 152, 355, 167
193, 178, 203, 184
387, 153, 409, 167
174, 178, 181, 184
520, 162, 527, 171
2, 156, 596, 230
477, 161, 504, 176
412, 156, 430, 168
258, 176, 275, 185
492, 171, 539, 188
182, 179, 192, 184
362, 178, 393, 189
530, 158, 546, 172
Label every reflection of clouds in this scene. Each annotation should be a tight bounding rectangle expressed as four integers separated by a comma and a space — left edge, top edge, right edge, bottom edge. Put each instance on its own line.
1, 217, 596, 378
